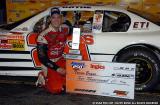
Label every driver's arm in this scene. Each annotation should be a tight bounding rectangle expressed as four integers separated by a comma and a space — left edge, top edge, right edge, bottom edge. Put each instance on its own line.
36, 33, 60, 71
37, 43, 60, 70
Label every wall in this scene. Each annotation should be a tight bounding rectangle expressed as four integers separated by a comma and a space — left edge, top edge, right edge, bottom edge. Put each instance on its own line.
6, 0, 160, 24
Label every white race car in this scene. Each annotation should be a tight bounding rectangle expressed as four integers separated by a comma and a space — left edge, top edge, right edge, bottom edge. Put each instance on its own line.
0, 5, 160, 91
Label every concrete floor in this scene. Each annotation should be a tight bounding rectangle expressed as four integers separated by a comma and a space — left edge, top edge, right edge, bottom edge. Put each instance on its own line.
0, 83, 160, 105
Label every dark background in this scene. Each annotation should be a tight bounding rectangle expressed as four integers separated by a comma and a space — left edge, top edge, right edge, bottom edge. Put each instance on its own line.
0, 0, 6, 25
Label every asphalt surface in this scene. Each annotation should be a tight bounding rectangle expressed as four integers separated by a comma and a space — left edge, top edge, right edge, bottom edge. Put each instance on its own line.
0, 83, 160, 105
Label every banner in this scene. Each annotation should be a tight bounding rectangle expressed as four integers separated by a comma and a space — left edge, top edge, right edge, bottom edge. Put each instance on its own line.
66, 60, 136, 99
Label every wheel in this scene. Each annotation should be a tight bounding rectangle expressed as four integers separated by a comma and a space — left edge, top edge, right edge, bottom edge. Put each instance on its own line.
115, 47, 160, 91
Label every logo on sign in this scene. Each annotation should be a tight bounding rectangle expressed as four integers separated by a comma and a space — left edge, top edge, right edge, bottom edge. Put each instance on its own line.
90, 63, 105, 70
113, 90, 128, 96
71, 62, 85, 70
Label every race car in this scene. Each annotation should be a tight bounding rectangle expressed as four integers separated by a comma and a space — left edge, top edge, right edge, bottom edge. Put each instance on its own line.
0, 5, 160, 92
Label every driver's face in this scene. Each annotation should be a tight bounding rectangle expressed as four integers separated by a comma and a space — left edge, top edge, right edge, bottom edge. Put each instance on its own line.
51, 14, 62, 29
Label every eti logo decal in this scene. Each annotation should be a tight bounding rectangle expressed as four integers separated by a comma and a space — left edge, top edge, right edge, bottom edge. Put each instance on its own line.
133, 22, 149, 30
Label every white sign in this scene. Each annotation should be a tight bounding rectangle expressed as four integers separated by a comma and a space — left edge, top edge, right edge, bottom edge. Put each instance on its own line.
72, 28, 81, 49
92, 13, 103, 33
66, 60, 136, 99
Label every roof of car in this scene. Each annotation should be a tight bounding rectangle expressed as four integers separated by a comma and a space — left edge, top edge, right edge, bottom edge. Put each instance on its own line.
48, 5, 127, 12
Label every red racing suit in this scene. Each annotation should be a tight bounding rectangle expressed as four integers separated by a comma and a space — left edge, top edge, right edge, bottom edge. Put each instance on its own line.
36, 25, 68, 93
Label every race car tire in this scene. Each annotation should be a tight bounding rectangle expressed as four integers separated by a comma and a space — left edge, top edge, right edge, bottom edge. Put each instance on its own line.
115, 48, 160, 92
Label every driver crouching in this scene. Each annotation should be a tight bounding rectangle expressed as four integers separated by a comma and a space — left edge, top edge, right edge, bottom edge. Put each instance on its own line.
36, 7, 69, 94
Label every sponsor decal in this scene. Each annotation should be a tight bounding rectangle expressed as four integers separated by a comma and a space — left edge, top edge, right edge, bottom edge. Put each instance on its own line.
113, 90, 128, 96
8, 39, 24, 44
0, 40, 8, 43
0, 35, 24, 40
0, 35, 25, 51
133, 22, 149, 30
92, 13, 103, 33
0, 39, 24, 44
0, 44, 12, 49
12, 43, 24, 48
90, 63, 105, 70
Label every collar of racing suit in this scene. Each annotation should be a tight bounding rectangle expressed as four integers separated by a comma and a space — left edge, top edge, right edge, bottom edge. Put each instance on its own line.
49, 24, 64, 32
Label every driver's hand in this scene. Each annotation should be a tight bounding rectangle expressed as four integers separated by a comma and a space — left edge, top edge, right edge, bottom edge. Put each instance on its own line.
57, 68, 66, 76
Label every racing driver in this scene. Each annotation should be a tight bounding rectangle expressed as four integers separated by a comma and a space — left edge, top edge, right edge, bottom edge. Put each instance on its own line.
36, 7, 69, 94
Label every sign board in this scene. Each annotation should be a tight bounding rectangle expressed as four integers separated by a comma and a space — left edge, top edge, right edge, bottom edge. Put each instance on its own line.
66, 60, 136, 99
92, 13, 103, 33
72, 28, 81, 49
